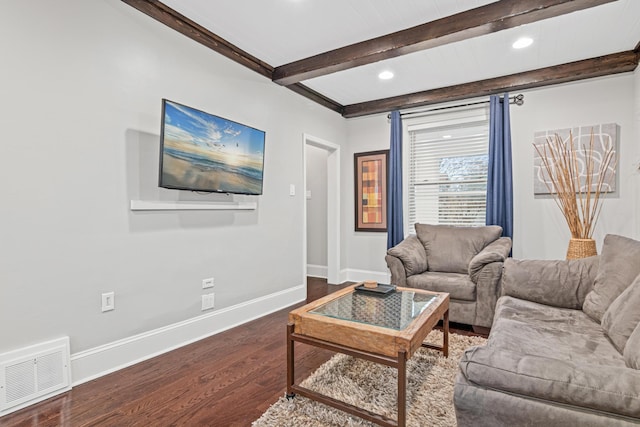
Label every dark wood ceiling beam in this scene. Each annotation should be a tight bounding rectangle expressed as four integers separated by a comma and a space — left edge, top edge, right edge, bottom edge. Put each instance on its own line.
121, 0, 274, 78
122, 0, 345, 112
286, 84, 345, 114
342, 50, 640, 118
273, 0, 617, 86
122, 1, 635, 118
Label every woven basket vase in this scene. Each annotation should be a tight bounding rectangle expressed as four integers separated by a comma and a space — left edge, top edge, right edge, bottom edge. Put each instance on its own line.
566, 238, 597, 260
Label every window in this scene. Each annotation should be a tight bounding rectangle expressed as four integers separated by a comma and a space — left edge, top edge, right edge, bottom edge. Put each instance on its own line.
407, 107, 489, 234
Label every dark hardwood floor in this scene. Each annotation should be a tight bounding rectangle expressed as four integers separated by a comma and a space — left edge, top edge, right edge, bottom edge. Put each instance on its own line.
1, 278, 482, 427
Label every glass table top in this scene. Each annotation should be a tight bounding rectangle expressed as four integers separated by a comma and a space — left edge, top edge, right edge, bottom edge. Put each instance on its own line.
310, 288, 437, 331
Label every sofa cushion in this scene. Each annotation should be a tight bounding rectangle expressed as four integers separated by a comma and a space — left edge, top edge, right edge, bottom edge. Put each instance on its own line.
406, 271, 476, 301
583, 234, 640, 322
414, 223, 502, 274
602, 274, 640, 353
501, 257, 598, 310
386, 235, 428, 275
458, 345, 640, 419
454, 374, 625, 427
625, 322, 640, 369
490, 296, 625, 366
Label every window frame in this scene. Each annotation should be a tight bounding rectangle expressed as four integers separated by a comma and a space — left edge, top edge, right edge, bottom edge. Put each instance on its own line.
403, 106, 490, 236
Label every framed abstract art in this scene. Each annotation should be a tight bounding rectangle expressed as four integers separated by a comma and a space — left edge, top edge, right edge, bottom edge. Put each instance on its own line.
533, 123, 617, 195
354, 150, 389, 232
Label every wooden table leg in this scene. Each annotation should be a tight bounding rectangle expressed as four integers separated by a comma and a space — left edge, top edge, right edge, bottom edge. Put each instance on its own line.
286, 323, 295, 398
398, 350, 407, 427
443, 309, 449, 358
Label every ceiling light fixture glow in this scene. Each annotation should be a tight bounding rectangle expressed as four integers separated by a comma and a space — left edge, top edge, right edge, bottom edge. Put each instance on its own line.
378, 70, 394, 80
512, 37, 533, 49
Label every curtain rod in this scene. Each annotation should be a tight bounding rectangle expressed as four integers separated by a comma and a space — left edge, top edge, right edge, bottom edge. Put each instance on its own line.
388, 94, 524, 119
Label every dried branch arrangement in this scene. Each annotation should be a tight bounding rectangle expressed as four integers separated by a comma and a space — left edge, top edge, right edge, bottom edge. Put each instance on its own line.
534, 131, 616, 239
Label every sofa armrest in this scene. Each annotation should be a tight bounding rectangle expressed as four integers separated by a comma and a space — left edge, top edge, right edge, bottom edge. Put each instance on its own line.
501, 256, 599, 309
473, 262, 505, 328
385, 254, 407, 287
468, 237, 512, 283
459, 345, 640, 419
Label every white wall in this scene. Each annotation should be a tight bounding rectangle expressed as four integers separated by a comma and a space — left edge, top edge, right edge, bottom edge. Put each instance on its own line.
342, 116, 391, 282
0, 0, 346, 380
511, 74, 639, 259
345, 72, 639, 276
306, 145, 328, 271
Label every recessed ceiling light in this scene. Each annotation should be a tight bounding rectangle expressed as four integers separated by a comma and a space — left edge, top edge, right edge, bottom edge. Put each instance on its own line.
378, 70, 394, 80
512, 37, 533, 49
442, 135, 452, 139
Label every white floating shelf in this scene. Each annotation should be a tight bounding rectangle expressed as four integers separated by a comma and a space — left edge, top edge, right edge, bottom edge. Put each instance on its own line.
130, 200, 257, 211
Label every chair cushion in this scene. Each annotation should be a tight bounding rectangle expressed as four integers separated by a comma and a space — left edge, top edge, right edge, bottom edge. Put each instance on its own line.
406, 271, 476, 301
386, 235, 428, 275
414, 223, 502, 274
602, 273, 640, 353
583, 234, 640, 322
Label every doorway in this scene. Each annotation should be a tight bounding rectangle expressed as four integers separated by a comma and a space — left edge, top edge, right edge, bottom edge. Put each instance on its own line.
303, 134, 340, 285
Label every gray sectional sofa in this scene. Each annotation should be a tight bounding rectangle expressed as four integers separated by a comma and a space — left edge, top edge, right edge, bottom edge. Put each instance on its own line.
454, 234, 640, 426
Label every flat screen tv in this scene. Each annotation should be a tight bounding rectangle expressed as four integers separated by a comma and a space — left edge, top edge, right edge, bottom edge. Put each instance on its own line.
159, 99, 266, 195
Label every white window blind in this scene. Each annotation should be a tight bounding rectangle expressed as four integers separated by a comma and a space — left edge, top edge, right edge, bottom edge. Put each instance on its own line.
407, 107, 490, 234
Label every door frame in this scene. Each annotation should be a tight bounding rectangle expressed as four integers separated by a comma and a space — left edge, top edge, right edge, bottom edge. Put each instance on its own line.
303, 133, 341, 285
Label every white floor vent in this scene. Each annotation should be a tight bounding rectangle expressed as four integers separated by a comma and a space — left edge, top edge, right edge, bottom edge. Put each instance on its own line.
0, 337, 72, 417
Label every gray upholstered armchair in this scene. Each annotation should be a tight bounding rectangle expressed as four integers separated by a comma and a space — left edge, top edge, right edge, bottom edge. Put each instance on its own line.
385, 223, 512, 329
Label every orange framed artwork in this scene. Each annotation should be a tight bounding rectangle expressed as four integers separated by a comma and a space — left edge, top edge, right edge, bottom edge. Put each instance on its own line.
354, 150, 388, 232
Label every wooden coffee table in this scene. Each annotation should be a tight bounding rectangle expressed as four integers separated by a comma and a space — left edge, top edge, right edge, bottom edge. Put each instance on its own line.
287, 284, 449, 427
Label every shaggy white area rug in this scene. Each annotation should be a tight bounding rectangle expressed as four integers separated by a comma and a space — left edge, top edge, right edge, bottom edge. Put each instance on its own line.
253, 330, 486, 427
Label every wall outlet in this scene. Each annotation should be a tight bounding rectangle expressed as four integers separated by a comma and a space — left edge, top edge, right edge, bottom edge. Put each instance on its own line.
201, 293, 215, 311
202, 277, 214, 289
101, 292, 115, 312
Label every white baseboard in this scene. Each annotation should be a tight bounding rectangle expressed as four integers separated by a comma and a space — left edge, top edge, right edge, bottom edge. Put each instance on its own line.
70, 284, 306, 386
306, 266, 389, 286
306, 264, 327, 278
341, 268, 391, 284
338, 269, 349, 285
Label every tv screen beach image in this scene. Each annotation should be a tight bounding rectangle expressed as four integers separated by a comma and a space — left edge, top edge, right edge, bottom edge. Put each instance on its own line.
160, 100, 265, 194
